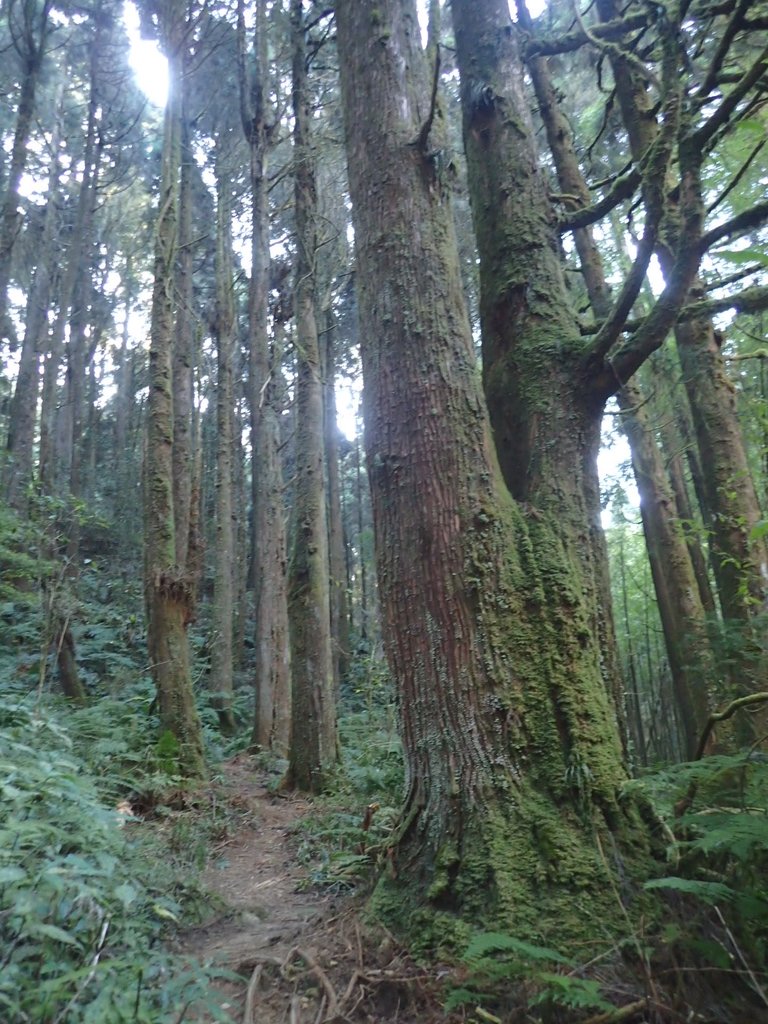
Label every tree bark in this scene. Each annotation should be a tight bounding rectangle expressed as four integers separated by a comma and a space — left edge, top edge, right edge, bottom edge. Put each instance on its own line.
237, 0, 291, 755
210, 163, 237, 735
285, 0, 337, 792
336, 0, 648, 941
172, 98, 195, 571
143, 10, 205, 780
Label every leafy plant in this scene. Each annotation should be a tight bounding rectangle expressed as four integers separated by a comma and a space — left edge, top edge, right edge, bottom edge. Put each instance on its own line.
445, 931, 615, 1019
0, 702, 234, 1023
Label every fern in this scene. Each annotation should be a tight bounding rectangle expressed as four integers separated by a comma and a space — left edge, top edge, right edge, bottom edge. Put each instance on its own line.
465, 932, 571, 965
644, 876, 737, 903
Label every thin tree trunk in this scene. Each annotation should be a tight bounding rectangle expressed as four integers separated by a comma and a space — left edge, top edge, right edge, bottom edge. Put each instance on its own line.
237, 0, 292, 754
3, 80, 63, 510
322, 309, 351, 695
172, 100, 195, 570
619, 382, 713, 758
285, 0, 337, 792
210, 163, 237, 735
144, 16, 205, 780
0, 0, 52, 341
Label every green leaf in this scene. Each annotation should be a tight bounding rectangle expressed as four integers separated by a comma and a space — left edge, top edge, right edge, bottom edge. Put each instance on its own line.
29, 923, 81, 947
0, 866, 26, 884
465, 932, 572, 965
716, 247, 768, 268
644, 876, 736, 904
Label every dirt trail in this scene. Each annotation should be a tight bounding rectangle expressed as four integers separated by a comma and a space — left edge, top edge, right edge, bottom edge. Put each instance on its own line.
175, 756, 447, 1024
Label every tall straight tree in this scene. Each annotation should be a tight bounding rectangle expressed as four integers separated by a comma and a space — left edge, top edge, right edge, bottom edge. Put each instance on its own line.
0, 0, 53, 342
210, 157, 237, 736
142, 0, 205, 779
335, 0, 649, 938
237, 0, 291, 754
285, 0, 337, 793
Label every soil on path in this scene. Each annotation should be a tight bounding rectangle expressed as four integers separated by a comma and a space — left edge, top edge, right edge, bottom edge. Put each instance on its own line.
175, 755, 449, 1024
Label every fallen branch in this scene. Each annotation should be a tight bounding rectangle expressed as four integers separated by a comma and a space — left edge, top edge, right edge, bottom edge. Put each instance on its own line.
243, 964, 263, 1024
295, 948, 340, 1019
582, 999, 648, 1024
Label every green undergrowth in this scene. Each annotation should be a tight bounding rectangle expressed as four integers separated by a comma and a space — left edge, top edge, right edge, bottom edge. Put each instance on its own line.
290, 706, 403, 892
0, 700, 237, 1024
440, 750, 768, 1022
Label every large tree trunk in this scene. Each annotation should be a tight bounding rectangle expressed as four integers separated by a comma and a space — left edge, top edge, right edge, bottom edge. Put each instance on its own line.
210, 163, 237, 735
237, 0, 291, 754
451, 0, 626, 739
336, 0, 648, 941
520, 16, 717, 749
143, 14, 205, 780
285, 0, 337, 792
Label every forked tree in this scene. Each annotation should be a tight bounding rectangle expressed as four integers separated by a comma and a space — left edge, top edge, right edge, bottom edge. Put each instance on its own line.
335, 0, 648, 940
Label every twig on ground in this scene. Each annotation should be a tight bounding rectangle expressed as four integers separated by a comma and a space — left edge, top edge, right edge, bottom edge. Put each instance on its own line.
290, 994, 302, 1024
296, 948, 340, 1019
243, 964, 263, 1024
581, 998, 648, 1024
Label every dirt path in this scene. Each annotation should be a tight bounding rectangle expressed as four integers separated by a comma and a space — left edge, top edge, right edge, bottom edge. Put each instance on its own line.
175, 756, 448, 1024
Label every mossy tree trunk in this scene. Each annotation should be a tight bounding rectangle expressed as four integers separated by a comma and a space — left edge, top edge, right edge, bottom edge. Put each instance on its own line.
451, 0, 627, 736
336, 0, 649, 942
210, 160, 237, 736
518, 9, 716, 752
172, 96, 196, 572
143, 4, 205, 780
285, 0, 337, 792
237, 0, 292, 755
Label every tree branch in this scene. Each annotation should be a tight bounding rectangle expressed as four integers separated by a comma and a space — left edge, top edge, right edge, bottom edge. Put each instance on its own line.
680, 284, 768, 321
691, 44, 768, 149
558, 167, 641, 230
700, 198, 768, 252
523, 13, 650, 58
695, 692, 768, 762
696, 0, 753, 100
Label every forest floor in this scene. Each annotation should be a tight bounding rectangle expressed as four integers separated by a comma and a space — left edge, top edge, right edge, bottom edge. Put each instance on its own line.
172, 755, 453, 1024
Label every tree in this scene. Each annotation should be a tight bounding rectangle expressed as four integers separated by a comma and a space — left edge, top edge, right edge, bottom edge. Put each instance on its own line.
142, 0, 205, 779
237, 0, 292, 754
335, 0, 646, 940
0, 0, 54, 343
285, 0, 337, 792
210, 155, 237, 736
593, 0, 768, 700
